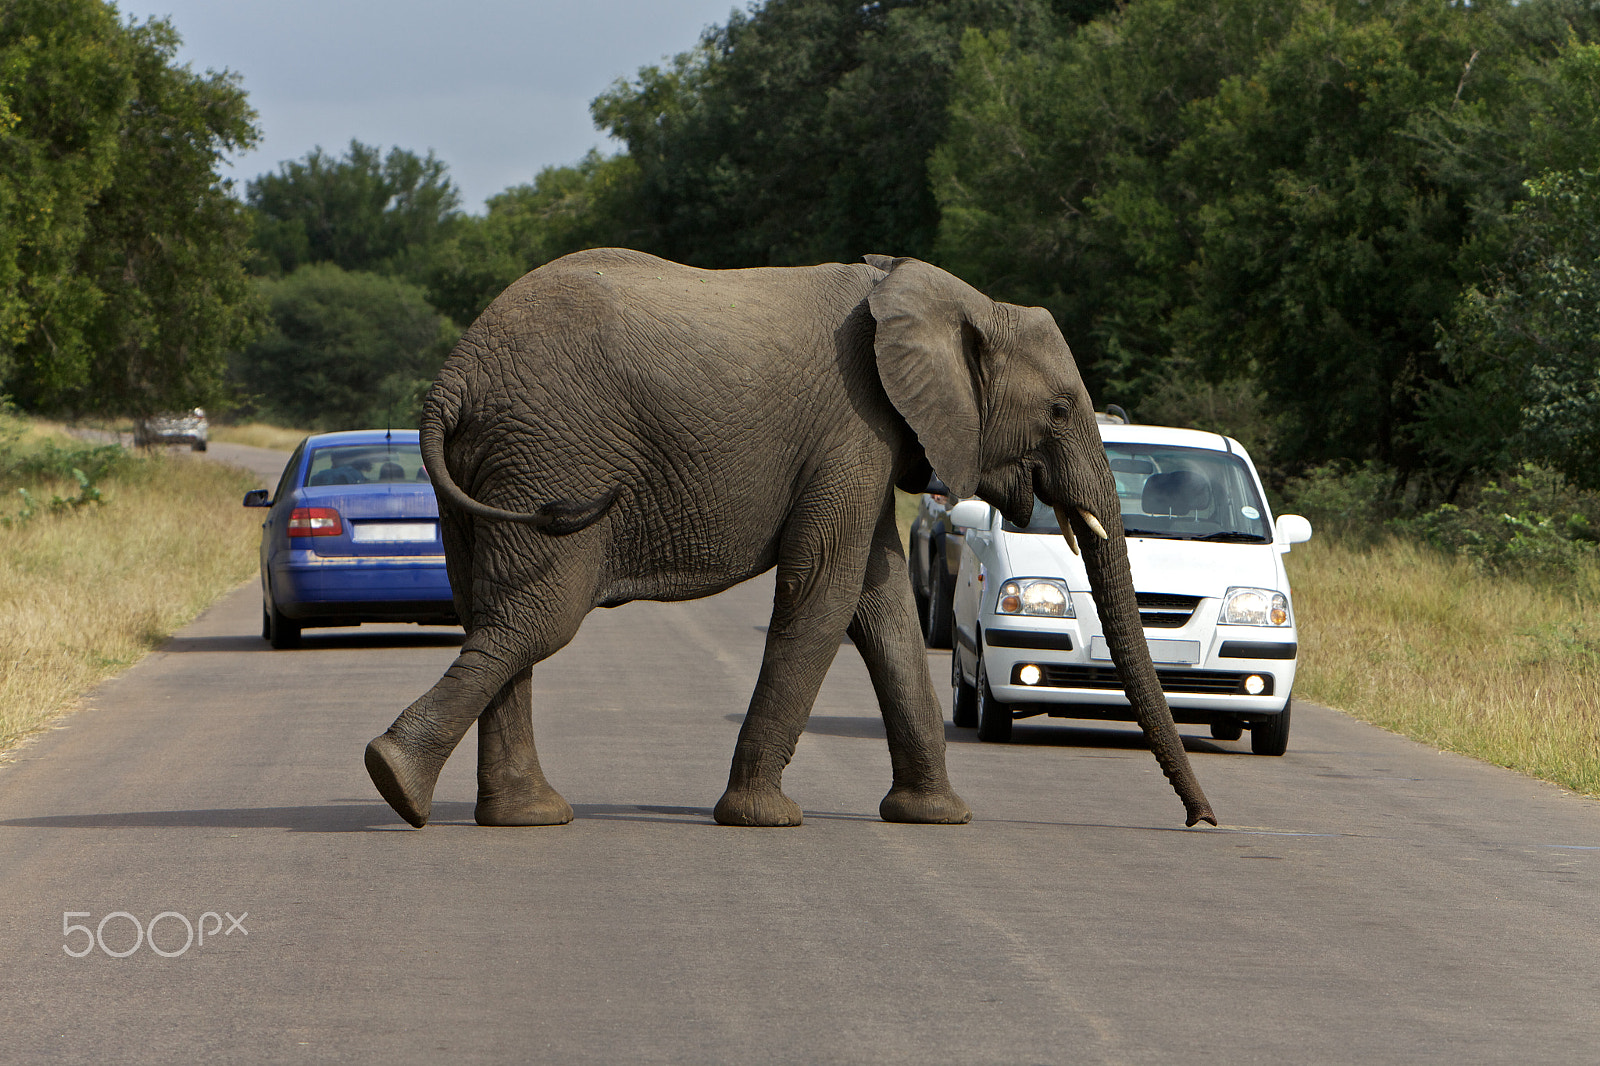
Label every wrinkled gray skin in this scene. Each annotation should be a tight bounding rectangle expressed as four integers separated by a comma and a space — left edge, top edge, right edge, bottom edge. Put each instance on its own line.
364, 248, 1217, 829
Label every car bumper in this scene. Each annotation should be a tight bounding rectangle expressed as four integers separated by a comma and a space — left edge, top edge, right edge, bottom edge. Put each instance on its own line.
270, 552, 456, 623
974, 618, 1296, 718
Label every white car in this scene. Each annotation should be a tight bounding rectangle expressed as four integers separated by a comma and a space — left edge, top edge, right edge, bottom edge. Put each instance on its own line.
948, 422, 1312, 755
133, 408, 208, 451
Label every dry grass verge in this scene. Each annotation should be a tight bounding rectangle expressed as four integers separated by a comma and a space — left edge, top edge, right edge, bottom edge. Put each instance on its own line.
0, 452, 260, 754
209, 422, 310, 451
1288, 533, 1600, 796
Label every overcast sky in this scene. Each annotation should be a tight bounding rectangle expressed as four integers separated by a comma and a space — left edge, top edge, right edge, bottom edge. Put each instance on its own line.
125, 0, 745, 212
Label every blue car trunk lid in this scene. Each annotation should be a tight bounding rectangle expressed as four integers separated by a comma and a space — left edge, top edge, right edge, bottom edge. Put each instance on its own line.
293, 484, 441, 557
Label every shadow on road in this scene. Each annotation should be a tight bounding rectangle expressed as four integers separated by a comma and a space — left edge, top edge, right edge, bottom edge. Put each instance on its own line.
0, 801, 471, 833
158, 631, 465, 654
753, 712, 1239, 756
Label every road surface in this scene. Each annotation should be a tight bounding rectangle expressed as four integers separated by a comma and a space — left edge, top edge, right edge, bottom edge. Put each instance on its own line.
1, 446, 1597, 1063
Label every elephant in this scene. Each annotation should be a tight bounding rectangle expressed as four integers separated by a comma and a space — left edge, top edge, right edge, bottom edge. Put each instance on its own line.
363, 248, 1218, 830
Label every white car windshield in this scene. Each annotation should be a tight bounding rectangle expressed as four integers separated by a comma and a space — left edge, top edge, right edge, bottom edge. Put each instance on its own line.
1003, 443, 1272, 542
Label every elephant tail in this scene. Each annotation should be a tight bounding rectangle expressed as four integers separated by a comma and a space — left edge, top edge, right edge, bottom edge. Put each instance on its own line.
419, 374, 618, 535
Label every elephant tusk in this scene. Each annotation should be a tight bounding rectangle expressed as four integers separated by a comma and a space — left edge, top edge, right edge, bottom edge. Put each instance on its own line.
1079, 508, 1109, 540
1053, 506, 1081, 556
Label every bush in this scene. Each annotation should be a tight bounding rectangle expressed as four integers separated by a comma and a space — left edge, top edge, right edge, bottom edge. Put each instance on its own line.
0, 411, 130, 490
1279, 460, 1404, 532
1394, 465, 1600, 578
1285, 458, 1600, 583
229, 263, 458, 430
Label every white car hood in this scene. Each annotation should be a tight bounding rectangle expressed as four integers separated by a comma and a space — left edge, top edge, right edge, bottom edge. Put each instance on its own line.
998, 532, 1281, 598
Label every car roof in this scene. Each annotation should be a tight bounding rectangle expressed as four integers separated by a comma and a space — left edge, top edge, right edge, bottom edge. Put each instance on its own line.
302, 429, 421, 447
1096, 421, 1235, 453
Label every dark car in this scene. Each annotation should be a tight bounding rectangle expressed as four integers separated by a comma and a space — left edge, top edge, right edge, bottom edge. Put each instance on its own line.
244, 429, 457, 648
907, 477, 962, 648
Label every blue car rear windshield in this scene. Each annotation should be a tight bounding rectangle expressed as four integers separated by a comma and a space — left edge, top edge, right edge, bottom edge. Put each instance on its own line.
1003, 444, 1272, 542
304, 443, 428, 487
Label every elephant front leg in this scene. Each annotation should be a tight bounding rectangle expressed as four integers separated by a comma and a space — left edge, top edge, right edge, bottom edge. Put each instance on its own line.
849, 504, 971, 825
714, 502, 870, 827
475, 666, 573, 827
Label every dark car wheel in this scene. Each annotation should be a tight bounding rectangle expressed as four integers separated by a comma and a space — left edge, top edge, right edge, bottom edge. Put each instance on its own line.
951, 648, 978, 728
924, 553, 954, 650
910, 558, 931, 639
1210, 717, 1244, 741
266, 597, 302, 650
1250, 699, 1292, 756
976, 658, 1012, 743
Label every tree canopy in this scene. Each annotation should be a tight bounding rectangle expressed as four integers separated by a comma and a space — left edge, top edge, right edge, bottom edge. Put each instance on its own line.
14, 0, 1600, 493
246, 140, 463, 281
590, 0, 1111, 267
931, 0, 1600, 478
0, 0, 259, 415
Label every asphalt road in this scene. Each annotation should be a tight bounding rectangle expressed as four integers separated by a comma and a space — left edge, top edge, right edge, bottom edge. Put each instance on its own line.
2, 447, 1598, 1063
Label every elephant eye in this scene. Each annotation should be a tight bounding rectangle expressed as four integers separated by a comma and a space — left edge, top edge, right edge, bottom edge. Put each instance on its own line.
1050, 402, 1071, 422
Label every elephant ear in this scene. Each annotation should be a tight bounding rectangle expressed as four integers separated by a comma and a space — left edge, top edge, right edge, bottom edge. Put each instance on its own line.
868, 257, 999, 498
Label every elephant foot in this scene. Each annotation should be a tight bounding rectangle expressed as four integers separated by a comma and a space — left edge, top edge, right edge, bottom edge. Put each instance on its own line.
713, 787, 804, 827
365, 732, 443, 828
879, 785, 973, 825
475, 780, 574, 827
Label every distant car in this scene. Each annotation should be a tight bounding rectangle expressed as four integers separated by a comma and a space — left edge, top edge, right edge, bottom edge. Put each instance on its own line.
244, 429, 457, 648
949, 421, 1312, 755
134, 408, 208, 451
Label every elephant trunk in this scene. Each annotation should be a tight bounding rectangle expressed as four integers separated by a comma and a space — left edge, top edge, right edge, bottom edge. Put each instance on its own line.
1064, 503, 1217, 827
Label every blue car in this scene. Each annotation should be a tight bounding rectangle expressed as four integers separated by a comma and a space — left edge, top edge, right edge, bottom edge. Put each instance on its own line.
244, 429, 458, 648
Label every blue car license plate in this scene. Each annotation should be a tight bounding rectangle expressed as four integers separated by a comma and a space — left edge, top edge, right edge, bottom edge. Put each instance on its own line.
350, 522, 437, 543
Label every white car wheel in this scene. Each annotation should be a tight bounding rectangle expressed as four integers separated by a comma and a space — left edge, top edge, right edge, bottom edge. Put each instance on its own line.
976, 657, 1012, 743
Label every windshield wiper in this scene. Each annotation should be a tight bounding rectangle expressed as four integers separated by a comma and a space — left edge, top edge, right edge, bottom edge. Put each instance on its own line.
1189, 531, 1272, 543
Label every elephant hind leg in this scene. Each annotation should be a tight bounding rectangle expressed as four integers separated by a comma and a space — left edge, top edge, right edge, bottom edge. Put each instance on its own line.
474, 666, 572, 827
368, 536, 601, 828
366, 634, 528, 828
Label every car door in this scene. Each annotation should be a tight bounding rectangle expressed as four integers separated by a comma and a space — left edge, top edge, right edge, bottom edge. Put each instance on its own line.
951, 502, 995, 656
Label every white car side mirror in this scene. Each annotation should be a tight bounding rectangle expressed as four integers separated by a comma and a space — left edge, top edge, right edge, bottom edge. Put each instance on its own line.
948, 499, 992, 531
1276, 514, 1313, 547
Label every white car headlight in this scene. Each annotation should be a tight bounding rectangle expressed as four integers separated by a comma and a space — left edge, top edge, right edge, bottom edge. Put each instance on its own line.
996, 578, 1074, 617
1221, 587, 1290, 626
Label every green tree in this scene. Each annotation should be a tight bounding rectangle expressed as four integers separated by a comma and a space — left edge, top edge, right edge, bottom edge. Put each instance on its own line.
424, 150, 642, 327
933, 0, 1600, 477
73, 17, 262, 417
0, 0, 257, 415
592, 0, 1084, 267
246, 140, 463, 281
231, 263, 456, 430
932, 1, 1305, 404
1431, 166, 1600, 489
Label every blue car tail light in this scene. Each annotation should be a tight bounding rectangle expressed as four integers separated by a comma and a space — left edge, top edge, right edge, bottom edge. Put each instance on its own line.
288, 507, 343, 537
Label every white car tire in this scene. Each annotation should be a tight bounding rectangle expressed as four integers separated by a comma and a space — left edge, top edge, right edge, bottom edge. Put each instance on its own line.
976, 657, 1012, 743
1249, 699, 1291, 756
951, 650, 978, 728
